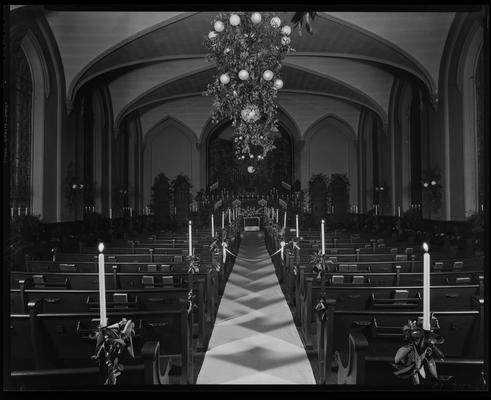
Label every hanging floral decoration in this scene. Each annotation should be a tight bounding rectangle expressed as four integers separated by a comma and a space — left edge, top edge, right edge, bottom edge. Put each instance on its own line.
203, 12, 295, 160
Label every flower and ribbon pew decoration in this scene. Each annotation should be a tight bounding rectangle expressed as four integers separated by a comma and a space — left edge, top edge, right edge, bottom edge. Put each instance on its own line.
392, 316, 449, 384
90, 318, 135, 385
204, 12, 294, 161
310, 251, 335, 321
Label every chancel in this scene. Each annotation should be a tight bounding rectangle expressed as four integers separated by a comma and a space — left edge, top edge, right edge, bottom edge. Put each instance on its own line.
5, 5, 488, 390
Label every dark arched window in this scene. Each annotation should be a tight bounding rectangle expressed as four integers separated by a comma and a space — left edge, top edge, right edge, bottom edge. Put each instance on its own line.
10, 47, 32, 210
475, 50, 484, 209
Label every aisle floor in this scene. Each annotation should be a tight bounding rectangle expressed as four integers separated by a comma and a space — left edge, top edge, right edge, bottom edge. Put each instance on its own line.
196, 232, 316, 384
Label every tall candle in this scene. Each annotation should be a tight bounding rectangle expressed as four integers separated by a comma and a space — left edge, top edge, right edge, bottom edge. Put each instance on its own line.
188, 220, 192, 256
211, 214, 215, 237
25, 207, 28, 216
130, 208, 133, 218
222, 211, 225, 229
17, 207, 20, 216
174, 207, 177, 215
398, 206, 401, 217
109, 208, 112, 219
321, 219, 325, 255
228, 208, 231, 224
283, 211, 287, 230
11, 208, 13, 218
423, 242, 431, 330
296, 214, 299, 237
276, 209, 279, 223
98, 243, 107, 327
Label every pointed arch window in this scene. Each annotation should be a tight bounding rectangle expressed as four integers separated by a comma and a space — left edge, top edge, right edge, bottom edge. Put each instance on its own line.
10, 47, 33, 210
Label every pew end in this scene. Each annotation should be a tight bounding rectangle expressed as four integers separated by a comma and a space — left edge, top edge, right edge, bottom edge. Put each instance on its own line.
335, 332, 368, 384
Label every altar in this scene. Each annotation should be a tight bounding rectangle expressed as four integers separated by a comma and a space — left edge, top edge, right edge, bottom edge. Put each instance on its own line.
243, 216, 260, 232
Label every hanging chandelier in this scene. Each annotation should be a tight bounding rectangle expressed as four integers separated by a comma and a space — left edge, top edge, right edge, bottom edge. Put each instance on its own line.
203, 11, 294, 161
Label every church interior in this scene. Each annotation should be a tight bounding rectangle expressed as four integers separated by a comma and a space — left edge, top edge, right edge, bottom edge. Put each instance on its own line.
4, 5, 489, 390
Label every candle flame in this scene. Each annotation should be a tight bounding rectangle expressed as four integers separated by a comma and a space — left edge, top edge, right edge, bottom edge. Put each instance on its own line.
422, 242, 429, 252
98, 242, 104, 253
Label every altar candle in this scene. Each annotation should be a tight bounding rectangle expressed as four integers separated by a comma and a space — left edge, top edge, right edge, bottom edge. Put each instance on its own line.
222, 211, 225, 229
211, 214, 215, 237
11, 208, 13, 218
18, 207, 20, 216
296, 214, 299, 238
109, 208, 112, 219
423, 242, 431, 330
130, 208, 133, 218
321, 220, 325, 255
98, 243, 107, 327
228, 208, 231, 224
188, 220, 193, 256
283, 211, 287, 230
276, 209, 279, 223
25, 207, 28, 216
398, 206, 401, 217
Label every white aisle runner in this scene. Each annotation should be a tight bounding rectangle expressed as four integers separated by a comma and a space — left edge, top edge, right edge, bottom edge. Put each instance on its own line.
197, 231, 316, 384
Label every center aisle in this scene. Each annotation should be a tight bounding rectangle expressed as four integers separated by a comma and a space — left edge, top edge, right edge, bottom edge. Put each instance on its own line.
197, 231, 316, 384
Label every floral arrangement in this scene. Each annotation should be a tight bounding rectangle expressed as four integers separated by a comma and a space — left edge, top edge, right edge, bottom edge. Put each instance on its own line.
203, 12, 294, 160
392, 317, 449, 384
309, 250, 334, 279
90, 318, 135, 385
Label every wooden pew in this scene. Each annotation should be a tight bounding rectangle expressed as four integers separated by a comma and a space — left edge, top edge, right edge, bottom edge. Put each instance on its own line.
334, 308, 485, 386
11, 285, 208, 352
300, 283, 482, 350
10, 301, 192, 385
293, 267, 483, 325
12, 269, 220, 324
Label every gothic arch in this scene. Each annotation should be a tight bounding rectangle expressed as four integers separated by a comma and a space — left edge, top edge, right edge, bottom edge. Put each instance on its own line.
19, 30, 48, 218
459, 22, 484, 216
303, 114, 358, 205
199, 107, 301, 189
143, 116, 198, 207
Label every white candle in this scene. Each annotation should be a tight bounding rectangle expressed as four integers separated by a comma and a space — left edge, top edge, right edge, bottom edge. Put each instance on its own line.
398, 206, 401, 217
174, 207, 176, 215
188, 220, 192, 256
109, 208, 112, 219
423, 242, 431, 330
211, 214, 215, 237
11, 208, 13, 218
283, 211, 287, 230
296, 214, 299, 237
276, 209, 279, 223
130, 208, 133, 217
228, 208, 231, 224
375, 205, 378, 216
98, 243, 107, 327
17, 207, 20, 216
25, 207, 28, 216
222, 211, 225, 229
321, 219, 325, 255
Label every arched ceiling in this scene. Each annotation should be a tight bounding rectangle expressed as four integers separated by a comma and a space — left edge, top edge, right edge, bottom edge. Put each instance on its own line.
11, 7, 459, 134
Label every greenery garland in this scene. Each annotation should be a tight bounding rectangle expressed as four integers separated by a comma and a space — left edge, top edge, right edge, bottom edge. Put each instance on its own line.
203, 11, 295, 160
